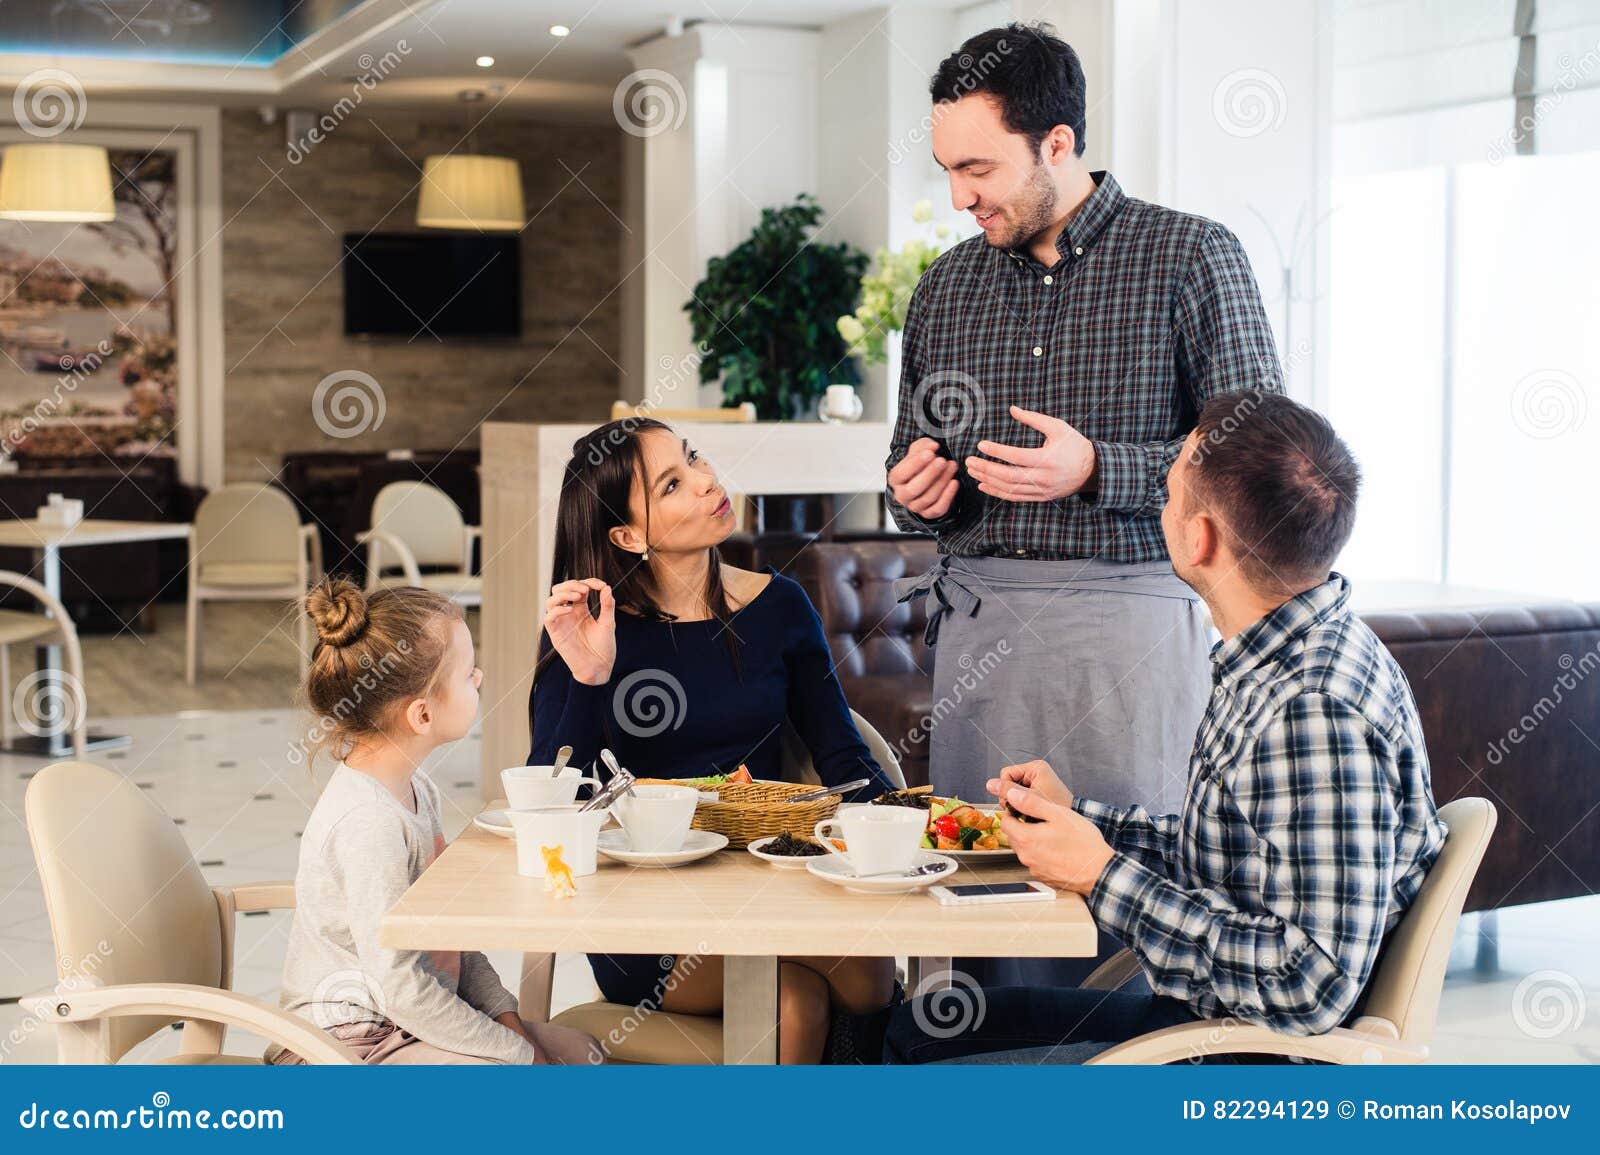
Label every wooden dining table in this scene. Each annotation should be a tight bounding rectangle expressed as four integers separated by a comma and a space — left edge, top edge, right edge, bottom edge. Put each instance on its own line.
382, 816, 1098, 1064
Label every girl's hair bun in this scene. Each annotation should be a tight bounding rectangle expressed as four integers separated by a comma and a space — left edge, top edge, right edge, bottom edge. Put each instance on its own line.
306, 577, 369, 647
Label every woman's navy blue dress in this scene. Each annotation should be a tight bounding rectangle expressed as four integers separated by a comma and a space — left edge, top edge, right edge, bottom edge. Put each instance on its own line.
527, 569, 894, 1007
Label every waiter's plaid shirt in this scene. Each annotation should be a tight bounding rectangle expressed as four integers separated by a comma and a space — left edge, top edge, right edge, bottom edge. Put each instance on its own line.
1076, 575, 1447, 1035
887, 171, 1282, 562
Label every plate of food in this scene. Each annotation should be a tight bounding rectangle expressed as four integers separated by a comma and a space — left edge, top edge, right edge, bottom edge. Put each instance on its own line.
870, 788, 1017, 859
747, 831, 832, 868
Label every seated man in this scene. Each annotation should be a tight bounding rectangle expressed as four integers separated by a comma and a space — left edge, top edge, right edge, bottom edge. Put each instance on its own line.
886, 390, 1447, 1064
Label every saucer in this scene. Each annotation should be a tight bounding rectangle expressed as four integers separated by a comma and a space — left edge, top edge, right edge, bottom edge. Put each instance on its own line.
805, 850, 956, 894
595, 828, 728, 867
472, 809, 515, 838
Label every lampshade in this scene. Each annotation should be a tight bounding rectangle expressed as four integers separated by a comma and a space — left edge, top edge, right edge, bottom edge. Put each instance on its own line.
415, 154, 524, 230
0, 143, 115, 222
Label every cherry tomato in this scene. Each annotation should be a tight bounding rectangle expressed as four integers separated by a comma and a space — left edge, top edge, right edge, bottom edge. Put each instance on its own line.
932, 815, 960, 841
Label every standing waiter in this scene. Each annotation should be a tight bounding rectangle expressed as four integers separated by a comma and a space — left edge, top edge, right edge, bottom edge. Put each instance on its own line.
888, 25, 1281, 982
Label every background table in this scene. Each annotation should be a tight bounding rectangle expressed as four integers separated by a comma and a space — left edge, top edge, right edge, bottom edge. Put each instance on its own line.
0, 518, 192, 756
383, 821, 1097, 1064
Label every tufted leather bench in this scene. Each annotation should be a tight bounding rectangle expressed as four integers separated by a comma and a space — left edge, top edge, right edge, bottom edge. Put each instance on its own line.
780, 538, 1599, 912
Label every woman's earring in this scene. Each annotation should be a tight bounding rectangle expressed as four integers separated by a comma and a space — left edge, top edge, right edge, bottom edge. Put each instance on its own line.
641, 548, 649, 561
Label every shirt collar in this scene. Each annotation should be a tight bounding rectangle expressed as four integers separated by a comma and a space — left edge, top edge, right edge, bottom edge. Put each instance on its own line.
1209, 574, 1353, 686
1004, 170, 1125, 269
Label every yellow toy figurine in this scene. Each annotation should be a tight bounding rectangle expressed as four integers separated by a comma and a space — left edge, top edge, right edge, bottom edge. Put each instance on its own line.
541, 844, 577, 897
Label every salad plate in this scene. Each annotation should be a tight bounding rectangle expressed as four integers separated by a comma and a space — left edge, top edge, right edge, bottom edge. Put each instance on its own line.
748, 833, 829, 869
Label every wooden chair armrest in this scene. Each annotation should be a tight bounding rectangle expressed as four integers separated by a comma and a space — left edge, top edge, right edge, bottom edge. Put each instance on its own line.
214, 881, 295, 913
1080, 948, 1143, 992
355, 528, 423, 586
1086, 1019, 1429, 1065
21, 980, 359, 1065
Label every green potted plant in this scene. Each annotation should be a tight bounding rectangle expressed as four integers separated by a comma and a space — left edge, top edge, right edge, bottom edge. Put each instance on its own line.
685, 194, 868, 421
837, 199, 952, 365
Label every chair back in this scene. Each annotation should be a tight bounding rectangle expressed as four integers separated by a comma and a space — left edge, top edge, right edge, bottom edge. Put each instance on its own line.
370, 480, 465, 569
610, 401, 757, 423
776, 709, 907, 790
25, 761, 225, 1062
1358, 797, 1496, 1044
193, 484, 302, 572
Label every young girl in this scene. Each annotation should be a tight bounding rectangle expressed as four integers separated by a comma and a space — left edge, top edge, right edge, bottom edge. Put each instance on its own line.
272, 577, 599, 1065
530, 417, 898, 1063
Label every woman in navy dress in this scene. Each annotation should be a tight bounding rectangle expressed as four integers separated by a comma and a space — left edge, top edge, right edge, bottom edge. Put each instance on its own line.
528, 417, 897, 1063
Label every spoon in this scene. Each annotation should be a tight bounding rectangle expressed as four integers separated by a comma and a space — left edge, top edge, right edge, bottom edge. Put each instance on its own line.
852, 860, 948, 880
552, 744, 573, 776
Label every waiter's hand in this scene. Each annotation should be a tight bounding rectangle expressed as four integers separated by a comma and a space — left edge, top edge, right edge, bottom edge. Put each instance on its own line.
968, 406, 1097, 501
888, 437, 959, 519
987, 758, 1074, 811
1000, 784, 1114, 895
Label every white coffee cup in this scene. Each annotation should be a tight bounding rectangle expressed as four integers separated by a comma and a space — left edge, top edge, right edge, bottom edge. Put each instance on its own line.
814, 806, 926, 875
508, 805, 611, 877
502, 765, 600, 811
611, 784, 698, 853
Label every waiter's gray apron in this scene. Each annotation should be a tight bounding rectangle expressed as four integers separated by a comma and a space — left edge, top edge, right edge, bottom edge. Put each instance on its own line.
895, 554, 1213, 989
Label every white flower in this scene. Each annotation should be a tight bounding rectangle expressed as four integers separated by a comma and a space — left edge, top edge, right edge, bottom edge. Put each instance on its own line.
836, 315, 866, 344
910, 198, 934, 224
934, 224, 952, 240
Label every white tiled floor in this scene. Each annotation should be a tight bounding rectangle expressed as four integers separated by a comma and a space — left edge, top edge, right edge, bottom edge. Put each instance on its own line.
0, 710, 1595, 1064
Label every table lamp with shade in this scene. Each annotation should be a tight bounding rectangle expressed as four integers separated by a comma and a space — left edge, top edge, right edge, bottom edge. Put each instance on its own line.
0, 142, 115, 222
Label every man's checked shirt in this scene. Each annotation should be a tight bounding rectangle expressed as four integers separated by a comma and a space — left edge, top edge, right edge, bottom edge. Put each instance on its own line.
1076, 575, 1448, 1035
887, 171, 1282, 562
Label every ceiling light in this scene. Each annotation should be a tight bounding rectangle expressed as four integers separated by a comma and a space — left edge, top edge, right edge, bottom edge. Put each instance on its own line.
550, 25, 570, 37
0, 143, 115, 223
475, 55, 494, 68
416, 155, 524, 231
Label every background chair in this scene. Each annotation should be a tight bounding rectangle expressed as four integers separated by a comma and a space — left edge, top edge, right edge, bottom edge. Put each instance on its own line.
0, 570, 87, 757
525, 708, 906, 1064
1082, 796, 1496, 1064
357, 480, 481, 608
609, 401, 756, 423
20, 760, 355, 1064
186, 483, 321, 685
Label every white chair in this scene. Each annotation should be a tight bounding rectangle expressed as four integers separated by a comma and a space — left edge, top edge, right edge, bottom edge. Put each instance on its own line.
186, 484, 321, 685
1083, 796, 1497, 1064
357, 481, 481, 608
21, 760, 356, 1064
522, 709, 907, 1064
0, 570, 87, 757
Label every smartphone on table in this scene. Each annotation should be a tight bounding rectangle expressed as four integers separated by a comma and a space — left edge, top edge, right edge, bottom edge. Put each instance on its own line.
929, 880, 1056, 906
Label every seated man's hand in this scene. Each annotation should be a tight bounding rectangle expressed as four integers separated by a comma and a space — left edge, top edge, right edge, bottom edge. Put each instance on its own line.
999, 784, 1114, 896
987, 758, 1073, 810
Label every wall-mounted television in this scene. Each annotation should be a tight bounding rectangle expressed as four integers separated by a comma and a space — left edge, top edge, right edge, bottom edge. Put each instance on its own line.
342, 233, 521, 338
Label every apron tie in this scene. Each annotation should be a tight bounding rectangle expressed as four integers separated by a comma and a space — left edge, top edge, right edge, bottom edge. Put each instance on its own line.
894, 558, 982, 648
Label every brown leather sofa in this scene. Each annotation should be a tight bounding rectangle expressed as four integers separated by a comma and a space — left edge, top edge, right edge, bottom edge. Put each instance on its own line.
785, 538, 1600, 914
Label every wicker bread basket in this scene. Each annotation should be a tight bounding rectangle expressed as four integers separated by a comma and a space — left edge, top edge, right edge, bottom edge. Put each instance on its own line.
634, 779, 841, 848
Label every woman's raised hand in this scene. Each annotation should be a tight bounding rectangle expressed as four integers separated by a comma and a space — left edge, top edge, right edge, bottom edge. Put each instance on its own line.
544, 579, 616, 685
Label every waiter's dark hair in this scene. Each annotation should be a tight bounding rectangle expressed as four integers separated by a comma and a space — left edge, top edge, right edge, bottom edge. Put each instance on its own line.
1183, 391, 1361, 594
929, 23, 1087, 157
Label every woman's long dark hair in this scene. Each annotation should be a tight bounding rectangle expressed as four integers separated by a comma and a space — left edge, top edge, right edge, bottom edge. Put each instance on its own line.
532, 417, 740, 685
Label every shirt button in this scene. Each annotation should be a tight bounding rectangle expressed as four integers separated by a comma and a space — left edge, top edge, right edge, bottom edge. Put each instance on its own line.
1032, 346, 1042, 357
1074, 246, 1084, 256
1043, 275, 1053, 285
